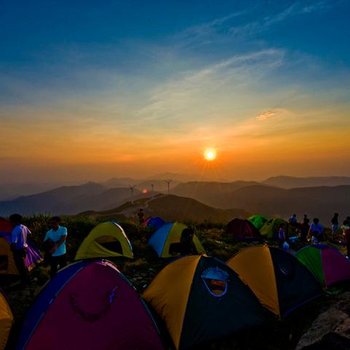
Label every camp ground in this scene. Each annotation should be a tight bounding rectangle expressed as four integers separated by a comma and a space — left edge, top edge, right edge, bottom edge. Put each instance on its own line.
227, 246, 322, 318
75, 221, 134, 260
17, 260, 164, 350
0, 289, 13, 350
143, 255, 268, 350
296, 244, 350, 288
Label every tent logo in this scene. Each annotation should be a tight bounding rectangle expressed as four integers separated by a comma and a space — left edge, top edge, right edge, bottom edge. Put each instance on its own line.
201, 267, 229, 297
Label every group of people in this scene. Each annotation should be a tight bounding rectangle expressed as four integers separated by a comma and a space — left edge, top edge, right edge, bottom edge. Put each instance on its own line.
283, 213, 350, 256
9, 214, 68, 287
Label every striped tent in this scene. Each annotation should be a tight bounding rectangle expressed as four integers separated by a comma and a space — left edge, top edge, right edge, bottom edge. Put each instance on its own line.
227, 246, 322, 318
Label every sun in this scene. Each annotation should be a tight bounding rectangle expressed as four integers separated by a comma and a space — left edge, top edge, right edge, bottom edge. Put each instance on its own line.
203, 148, 217, 161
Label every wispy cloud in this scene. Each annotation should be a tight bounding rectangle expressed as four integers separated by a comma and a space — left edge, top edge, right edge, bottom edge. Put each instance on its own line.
172, 0, 335, 49
256, 110, 277, 121
228, 0, 333, 37
136, 49, 285, 128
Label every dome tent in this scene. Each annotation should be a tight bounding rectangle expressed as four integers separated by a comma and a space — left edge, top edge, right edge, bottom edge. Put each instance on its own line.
248, 215, 268, 230
0, 290, 13, 350
17, 260, 164, 350
148, 222, 205, 258
259, 218, 289, 239
225, 218, 262, 241
296, 244, 350, 288
227, 246, 322, 318
143, 255, 268, 350
144, 217, 165, 231
75, 221, 133, 260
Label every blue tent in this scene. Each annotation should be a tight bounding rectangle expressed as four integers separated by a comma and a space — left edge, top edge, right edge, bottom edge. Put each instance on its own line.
148, 222, 206, 258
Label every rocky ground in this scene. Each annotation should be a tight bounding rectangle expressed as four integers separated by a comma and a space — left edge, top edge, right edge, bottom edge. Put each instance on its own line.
2, 227, 350, 350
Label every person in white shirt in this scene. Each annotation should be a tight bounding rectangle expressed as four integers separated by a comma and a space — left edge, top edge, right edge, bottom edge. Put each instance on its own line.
9, 213, 31, 286
44, 216, 67, 277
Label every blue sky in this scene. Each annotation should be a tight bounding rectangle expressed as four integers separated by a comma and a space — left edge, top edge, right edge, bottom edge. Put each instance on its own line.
1, 0, 350, 182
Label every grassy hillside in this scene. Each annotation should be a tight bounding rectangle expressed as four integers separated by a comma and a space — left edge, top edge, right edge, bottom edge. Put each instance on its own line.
78, 194, 250, 224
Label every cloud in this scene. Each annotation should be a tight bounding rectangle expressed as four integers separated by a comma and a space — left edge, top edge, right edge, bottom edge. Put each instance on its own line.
256, 110, 277, 121
171, 0, 335, 46
255, 108, 293, 121
136, 49, 285, 128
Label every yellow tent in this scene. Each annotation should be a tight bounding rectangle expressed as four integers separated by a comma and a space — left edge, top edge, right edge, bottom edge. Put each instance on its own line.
143, 255, 267, 349
0, 291, 13, 350
0, 237, 18, 275
75, 222, 133, 260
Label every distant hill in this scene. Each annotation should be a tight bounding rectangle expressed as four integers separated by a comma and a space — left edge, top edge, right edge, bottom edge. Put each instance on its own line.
263, 176, 350, 189
172, 181, 260, 208
0, 182, 142, 216
175, 183, 350, 224
0, 182, 64, 201
79, 194, 250, 224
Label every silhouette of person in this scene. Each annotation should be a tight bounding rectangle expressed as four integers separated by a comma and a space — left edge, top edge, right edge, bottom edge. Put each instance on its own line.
308, 218, 324, 243
278, 224, 287, 248
300, 214, 310, 242
137, 208, 145, 225
9, 213, 30, 286
331, 213, 339, 237
289, 214, 297, 226
169, 228, 197, 256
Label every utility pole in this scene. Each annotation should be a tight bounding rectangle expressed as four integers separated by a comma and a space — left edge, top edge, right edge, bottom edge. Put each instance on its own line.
165, 179, 172, 195
151, 183, 154, 192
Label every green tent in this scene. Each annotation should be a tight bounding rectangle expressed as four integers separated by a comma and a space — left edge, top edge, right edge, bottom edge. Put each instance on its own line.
248, 215, 268, 230
259, 218, 288, 239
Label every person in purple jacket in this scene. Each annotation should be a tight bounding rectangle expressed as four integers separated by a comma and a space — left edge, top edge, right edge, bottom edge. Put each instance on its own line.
9, 213, 31, 286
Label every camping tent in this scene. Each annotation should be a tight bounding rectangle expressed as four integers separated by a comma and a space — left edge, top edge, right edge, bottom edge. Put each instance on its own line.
225, 218, 262, 241
0, 218, 12, 235
248, 215, 268, 230
296, 244, 350, 288
17, 260, 164, 350
144, 217, 165, 231
0, 236, 42, 275
227, 246, 322, 318
148, 222, 206, 258
259, 218, 289, 239
0, 290, 13, 350
143, 255, 267, 350
75, 222, 133, 260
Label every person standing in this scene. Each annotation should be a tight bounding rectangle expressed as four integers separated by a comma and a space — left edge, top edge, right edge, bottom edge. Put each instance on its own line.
308, 218, 324, 244
300, 214, 310, 242
331, 213, 339, 238
278, 224, 287, 248
44, 216, 67, 277
137, 208, 145, 225
9, 213, 30, 286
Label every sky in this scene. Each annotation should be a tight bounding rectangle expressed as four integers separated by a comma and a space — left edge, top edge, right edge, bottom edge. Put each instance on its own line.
1, 0, 350, 183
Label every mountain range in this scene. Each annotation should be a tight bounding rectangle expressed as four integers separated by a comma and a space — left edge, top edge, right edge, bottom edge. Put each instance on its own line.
1, 175, 350, 224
